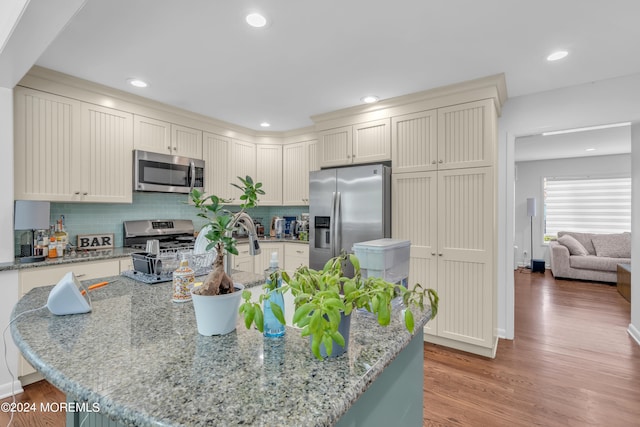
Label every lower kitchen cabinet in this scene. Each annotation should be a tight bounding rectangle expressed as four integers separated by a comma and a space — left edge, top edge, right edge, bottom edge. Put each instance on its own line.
254, 242, 285, 273
17, 259, 121, 382
284, 243, 309, 275
233, 243, 254, 273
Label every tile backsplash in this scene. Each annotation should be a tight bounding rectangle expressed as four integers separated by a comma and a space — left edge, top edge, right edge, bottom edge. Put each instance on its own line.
14, 192, 307, 255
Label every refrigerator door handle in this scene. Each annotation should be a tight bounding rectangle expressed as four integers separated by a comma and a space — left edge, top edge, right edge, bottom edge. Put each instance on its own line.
334, 191, 341, 257
330, 191, 337, 257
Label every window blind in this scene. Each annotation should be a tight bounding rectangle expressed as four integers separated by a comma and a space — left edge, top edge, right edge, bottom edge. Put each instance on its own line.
544, 177, 631, 235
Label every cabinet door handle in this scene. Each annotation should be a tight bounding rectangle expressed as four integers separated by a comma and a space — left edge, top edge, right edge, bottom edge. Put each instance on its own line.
296, 250, 304, 254
75, 273, 86, 278
83, 192, 88, 196
74, 191, 80, 195
167, 146, 172, 150
431, 252, 436, 256
438, 160, 444, 164
173, 147, 177, 151
439, 253, 443, 256
431, 160, 437, 164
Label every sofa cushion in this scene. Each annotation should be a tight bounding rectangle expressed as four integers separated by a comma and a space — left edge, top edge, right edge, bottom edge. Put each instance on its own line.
558, 234, 588, 256
592, 233, 631, 258
557, 231, 597, 255
569, 255, 631, 272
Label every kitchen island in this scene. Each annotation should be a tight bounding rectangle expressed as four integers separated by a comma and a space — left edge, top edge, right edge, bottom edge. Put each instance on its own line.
11, 273, 430, 426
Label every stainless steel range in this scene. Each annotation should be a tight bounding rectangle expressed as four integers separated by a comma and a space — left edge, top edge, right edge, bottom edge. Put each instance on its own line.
122, 219, 212, 284
123, 219, 196, 250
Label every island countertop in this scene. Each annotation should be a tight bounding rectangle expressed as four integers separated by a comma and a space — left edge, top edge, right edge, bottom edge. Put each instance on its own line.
10, 273, 431, 426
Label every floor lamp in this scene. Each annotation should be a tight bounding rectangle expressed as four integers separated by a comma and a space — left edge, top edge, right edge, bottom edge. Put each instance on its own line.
527, 197, 536, 268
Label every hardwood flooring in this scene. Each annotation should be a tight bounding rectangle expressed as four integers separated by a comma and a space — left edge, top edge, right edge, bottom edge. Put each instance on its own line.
424, 268, 640, 427
3, 269, 639, 426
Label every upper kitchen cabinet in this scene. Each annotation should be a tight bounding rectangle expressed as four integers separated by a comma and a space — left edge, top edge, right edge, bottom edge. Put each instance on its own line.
229, 139, 256, 203
318, 119, 390, 168
392, 110, 438, 173
80, 104, 133, 203
437, 99, 495, 170
14, 87, 133, 203
283, 139, 318, 205
133, 115, 203, 159
256, 144, 283, 205
392, 99, 496, 173
202, 132, 232, 200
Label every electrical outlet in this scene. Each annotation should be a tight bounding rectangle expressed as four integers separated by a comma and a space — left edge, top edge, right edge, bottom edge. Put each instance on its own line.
523, 250, 528, 257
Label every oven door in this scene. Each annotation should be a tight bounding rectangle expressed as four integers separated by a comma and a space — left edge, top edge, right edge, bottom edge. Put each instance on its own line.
134, 150, 204, 193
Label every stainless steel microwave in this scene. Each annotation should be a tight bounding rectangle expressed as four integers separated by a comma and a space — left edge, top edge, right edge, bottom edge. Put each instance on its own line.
133, 150, 205, 194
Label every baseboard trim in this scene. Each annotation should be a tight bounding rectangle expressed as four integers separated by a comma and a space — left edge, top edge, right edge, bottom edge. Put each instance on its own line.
628, 323, 640, 346
0, 380, 24, 400
424, 334, 498, 359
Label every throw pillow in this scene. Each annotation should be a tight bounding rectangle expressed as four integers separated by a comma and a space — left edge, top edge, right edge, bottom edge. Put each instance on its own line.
592, 234, 631, 258
558, 234, 589, 256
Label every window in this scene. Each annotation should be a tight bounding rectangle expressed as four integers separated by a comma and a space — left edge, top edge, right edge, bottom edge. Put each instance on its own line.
543, 176, 631, 237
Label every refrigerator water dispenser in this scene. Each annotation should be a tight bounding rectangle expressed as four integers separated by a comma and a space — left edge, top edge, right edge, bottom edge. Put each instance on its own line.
314, 216, 331, 249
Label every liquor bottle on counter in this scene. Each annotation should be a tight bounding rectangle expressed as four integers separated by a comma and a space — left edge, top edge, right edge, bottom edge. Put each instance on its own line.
54, 215, 68, 256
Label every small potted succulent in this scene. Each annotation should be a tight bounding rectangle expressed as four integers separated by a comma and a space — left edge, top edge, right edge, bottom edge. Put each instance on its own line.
240, 252, 439, 359
189, 176, 264, 336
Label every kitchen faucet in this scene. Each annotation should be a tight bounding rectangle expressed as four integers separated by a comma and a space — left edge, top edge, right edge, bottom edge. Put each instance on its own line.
224, 212, 261, 274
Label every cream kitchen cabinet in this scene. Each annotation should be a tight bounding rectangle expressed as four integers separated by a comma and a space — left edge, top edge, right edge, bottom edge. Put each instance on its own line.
202, 132, 232, 199
283, 139, 318, 205
80, 103, 134, 203
392, 99, 495, 173
256, 144, 283, 205
133, 115, 203, 159
392, 167, 496, 357
254, 242, 285, 273
284, 243, 309, 275
229, 139, 256, 203
14, 88, 133, 203
232, 243, 254, 273
318, 119, 390, 168
18, 259, 121, 381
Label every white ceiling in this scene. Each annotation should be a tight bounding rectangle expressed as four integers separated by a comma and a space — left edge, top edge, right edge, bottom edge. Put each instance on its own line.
515, 125, 631, 162
34, 0, 640, 132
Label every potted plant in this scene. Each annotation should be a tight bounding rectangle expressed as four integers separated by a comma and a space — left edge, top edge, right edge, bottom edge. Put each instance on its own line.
240, 252, 439, 359
189, 176, 264, 336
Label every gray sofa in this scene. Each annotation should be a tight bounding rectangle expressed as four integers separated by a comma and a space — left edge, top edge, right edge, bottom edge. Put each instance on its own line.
549, 231, 631, 283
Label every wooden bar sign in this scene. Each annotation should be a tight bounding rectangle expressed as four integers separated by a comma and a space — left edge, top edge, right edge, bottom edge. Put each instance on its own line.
77, 233, 115, 250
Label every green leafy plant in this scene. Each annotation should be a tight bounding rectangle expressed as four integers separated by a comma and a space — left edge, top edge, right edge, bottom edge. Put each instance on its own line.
190, 176, 264, 296
240, 252, 439, 359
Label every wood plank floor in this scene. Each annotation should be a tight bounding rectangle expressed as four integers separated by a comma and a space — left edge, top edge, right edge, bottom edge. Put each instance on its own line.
424, 268, 640, 426
3, 268, 639, 426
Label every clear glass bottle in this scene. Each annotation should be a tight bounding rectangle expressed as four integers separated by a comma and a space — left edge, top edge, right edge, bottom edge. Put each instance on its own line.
263, 252, 285, 337
172, 254, 194, 302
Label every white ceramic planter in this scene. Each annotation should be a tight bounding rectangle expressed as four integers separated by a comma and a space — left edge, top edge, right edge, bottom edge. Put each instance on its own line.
191, 283, 244, 336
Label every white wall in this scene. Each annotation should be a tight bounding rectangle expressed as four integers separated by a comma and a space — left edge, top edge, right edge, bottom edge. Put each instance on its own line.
498, 72, 640, 340
0, 0, 87, 397
630, 123, 640, 344
514, 154, 631, 267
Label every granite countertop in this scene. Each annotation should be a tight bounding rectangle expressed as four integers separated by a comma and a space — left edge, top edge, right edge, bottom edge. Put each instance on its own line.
11, 274, 430, 427
0, 247, 138, 272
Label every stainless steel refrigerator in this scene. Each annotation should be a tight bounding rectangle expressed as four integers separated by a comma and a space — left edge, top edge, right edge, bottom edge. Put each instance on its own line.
309, 164, 391, 275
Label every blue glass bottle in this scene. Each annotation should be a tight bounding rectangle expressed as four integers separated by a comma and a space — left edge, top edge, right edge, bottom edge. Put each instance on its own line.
263, 252, 285, 337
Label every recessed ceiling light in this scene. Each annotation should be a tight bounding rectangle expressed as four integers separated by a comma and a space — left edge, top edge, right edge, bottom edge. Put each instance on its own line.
127, 78, 148, 88
246, 13, 267, 28
361, 95, 379, 104
585, 148, 596, 152
547, 50, 568, 61
542, 122, 631, 136
260, 122, 271, 128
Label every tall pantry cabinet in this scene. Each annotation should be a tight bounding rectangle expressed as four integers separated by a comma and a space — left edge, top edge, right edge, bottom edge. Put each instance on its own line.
391, 98, 499, 357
